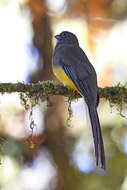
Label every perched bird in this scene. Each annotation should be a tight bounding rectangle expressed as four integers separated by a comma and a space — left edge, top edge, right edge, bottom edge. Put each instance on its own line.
52, 31, 106, 170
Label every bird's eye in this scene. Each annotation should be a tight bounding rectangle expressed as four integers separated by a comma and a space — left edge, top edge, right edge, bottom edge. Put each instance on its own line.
61, 32, 66, 38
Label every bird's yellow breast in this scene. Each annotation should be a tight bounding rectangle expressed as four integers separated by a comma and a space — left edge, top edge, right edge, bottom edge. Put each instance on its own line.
53, 67, 79, 92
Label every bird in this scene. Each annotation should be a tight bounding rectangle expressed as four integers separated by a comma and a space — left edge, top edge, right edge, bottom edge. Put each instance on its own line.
52, 31, 106, 170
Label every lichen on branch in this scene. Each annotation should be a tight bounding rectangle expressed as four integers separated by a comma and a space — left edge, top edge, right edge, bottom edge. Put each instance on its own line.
0, 81, 126, 109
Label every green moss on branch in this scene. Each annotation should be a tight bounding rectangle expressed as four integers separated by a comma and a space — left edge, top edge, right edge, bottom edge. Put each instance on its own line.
0, 81, 126, 107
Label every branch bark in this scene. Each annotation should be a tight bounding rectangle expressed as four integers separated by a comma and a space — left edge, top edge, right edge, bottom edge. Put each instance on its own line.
0, 81, 126, 105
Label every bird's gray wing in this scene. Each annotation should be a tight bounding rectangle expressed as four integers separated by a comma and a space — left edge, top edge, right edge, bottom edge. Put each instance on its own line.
59, 57, 96, 105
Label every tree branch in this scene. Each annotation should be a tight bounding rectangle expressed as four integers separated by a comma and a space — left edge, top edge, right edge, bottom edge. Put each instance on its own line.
0, 81, 126, 106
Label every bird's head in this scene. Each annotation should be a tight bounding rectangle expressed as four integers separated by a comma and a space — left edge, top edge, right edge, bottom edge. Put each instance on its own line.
55, 31, 79, 45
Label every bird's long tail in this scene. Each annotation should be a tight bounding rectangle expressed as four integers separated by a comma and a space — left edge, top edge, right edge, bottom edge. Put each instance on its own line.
88, 106, 106, 170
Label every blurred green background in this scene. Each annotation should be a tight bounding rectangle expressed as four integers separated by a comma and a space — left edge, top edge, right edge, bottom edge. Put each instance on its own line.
0, 0, 127, 189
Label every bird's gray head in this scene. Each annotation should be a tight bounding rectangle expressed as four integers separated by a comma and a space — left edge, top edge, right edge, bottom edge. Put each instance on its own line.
55, 31, 79, 45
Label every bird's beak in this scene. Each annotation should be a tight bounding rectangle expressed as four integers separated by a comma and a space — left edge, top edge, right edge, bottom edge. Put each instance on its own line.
55, 34, 61, 40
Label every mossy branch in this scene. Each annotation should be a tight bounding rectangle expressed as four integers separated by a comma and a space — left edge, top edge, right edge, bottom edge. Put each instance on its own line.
0, 81, 127, 107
